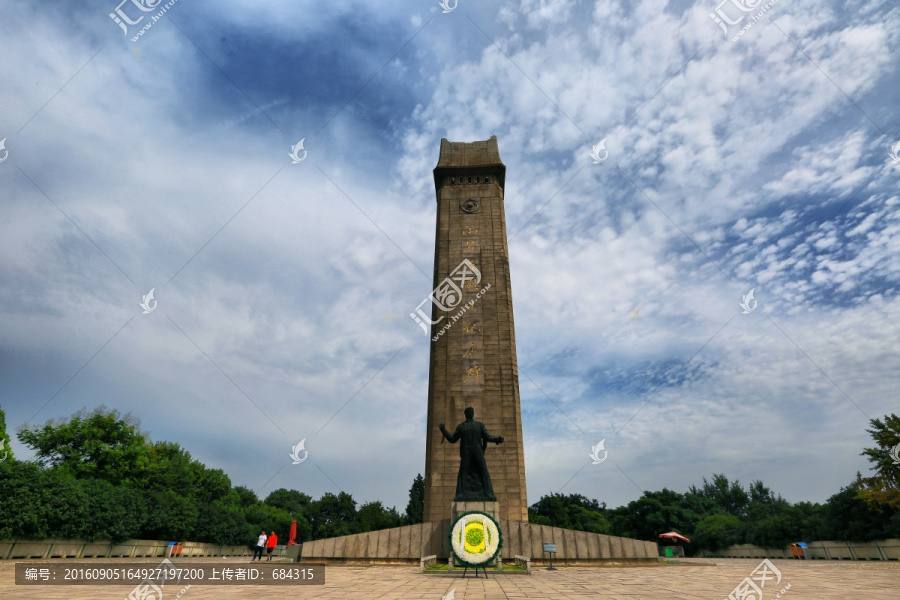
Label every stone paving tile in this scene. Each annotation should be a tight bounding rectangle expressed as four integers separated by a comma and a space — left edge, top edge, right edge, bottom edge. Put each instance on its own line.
0, 557, 898, 599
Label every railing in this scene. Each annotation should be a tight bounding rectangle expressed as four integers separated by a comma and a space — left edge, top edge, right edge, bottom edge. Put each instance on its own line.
514, 555, 532, 574
420, 554, 437, 573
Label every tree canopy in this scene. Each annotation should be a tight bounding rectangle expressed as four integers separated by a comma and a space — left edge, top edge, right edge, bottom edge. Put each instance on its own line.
405, 473, 424, 524
2, 407, 898, 552
2, 407, 407, 545
0, 405, 13, 463
528, 414, 900, 554
856, 414, 900, 509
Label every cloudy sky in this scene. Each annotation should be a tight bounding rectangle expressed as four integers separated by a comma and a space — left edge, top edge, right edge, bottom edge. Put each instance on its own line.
1, 0, 898, 514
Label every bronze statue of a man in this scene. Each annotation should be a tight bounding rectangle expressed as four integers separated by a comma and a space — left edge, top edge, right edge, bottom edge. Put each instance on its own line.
439, 407, 504, 501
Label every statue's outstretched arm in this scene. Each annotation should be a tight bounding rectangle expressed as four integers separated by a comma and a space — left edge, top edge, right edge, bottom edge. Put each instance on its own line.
482, 423, 504, 444
439, 422, 461, 443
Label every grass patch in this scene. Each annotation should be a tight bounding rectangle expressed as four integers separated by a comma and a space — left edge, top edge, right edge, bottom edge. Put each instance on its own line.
501, 564, 527, 572
425, 563, 528, 572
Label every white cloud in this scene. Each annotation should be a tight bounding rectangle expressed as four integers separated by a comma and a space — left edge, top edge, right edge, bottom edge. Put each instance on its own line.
1, 0, 898, 513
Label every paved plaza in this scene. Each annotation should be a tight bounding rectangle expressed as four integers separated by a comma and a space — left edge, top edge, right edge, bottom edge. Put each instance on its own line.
1, 557, 898, 599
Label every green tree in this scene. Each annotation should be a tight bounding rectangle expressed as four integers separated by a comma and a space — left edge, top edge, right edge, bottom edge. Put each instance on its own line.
0, 405, 13, 462
688, 474, 749, 518
32, 469, 92, 539
405, 474, 424, 525
17, 406, 146, 484
290, 514, 313, 542
192, 501, 253, 546
137, 441, 197, 493
531, 493, 605, 518
529, 493, 568, 525
232, 486, 259, 508
566, 504, 611, 534
794, 501, 827, 541
736, 479, 805, 548
262, 488, 312, 542
0, 462, 89, 539
529, 514, 553, 526
264, 488, 312, 516
744, 510, 803, 549
358, 501, 403, 533
193, 465, 232, 504
745, 480, 783, 519
693, 514, 742, 551
0, 461, 45, 538
823, 483, 899, 541
243, 503, 294, 542
142, 489, 199, 541
857, 413, 900, 509
680, 491, 719, 519
529, 493, 610, 533
0, 466, 129, 541
80, 478, 148, 542
608, 489, 706, 542
306, 492, 358, 539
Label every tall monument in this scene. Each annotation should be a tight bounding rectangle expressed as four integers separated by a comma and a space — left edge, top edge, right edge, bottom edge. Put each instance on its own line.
423, 136, 528, 523
299, 136, 658, 564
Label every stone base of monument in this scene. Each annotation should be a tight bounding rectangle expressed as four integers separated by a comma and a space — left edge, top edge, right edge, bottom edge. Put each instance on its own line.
451, 500, 499, 522
298, 519, 659, 566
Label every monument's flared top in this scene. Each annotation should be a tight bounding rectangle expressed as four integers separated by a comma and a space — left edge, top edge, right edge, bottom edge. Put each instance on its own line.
433, 135, 505, 189
435, 135, 504, 167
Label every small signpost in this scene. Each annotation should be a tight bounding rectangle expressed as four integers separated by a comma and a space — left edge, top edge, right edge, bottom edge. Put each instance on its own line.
542, 543, 557, 570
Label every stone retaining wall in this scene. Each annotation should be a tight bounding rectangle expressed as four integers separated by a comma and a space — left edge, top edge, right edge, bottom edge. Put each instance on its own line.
0, 539, 260, 560
300, 520, 657, 564
701, 539, 900, 561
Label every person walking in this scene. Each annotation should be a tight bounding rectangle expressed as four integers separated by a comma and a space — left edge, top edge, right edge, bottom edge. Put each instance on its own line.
266, 530, 278, 561
252, 530, 267, 561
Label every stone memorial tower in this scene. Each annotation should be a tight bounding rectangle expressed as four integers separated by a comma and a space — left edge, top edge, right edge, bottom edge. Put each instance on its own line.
299, 137, 658, 564
421, 136, 528, 523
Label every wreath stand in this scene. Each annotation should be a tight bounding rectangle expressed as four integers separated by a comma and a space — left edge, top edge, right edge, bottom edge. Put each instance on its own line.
461, 564, 488, 579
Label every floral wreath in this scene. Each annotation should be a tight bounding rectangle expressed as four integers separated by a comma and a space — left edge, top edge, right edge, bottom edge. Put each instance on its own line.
448, 511, 503, 567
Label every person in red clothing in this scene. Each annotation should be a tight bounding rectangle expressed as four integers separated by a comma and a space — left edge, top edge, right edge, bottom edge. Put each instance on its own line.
266, 531, 278, 561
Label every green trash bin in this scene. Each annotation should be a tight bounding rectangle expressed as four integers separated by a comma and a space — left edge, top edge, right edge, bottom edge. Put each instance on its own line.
665, 548, 674, 558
